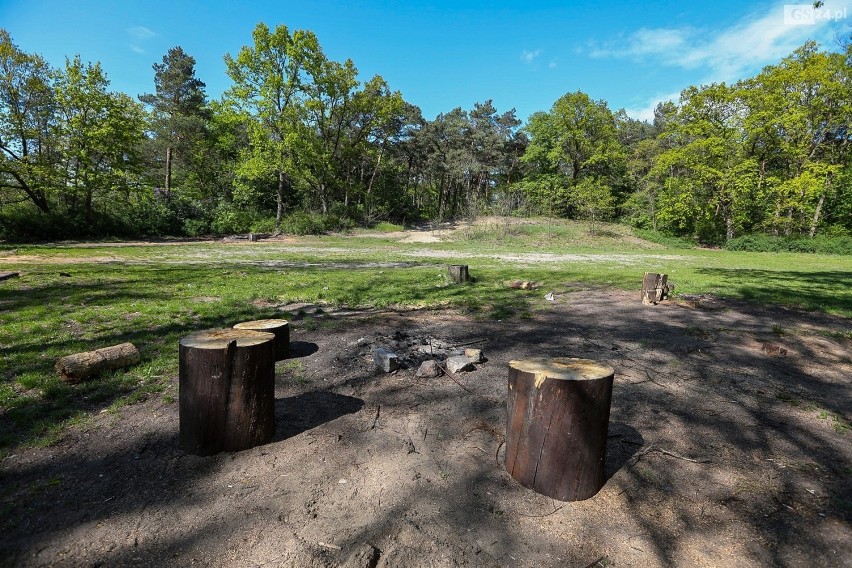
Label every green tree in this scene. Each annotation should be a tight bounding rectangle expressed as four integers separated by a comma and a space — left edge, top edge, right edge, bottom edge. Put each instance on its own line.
53, 55, 145, 223
521, 91, 625, 222
140, 46, 208, 197
224, 23, 324, 229
0, 29, 56, 213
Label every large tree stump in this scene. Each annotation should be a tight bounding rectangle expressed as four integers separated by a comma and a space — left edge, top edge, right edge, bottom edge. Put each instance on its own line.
448, 264, 469, 284
179, 329, 276, 456
55, 343, 140, 384
505, 358, 614, 501
642, 272, 669, 305
233, 319, 290, 360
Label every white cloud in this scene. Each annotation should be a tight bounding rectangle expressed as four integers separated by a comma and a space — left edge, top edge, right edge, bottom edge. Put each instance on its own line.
127, 26, 156, 40
623, 90, 682, 122
590, 0, 852, 81
521, 49, 542, 64
127, 26, 157, 54
548, 58, 558, 69
595, 0, 852, 121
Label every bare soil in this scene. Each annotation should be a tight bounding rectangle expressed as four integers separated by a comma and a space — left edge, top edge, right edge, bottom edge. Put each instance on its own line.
1, 289, 850, 567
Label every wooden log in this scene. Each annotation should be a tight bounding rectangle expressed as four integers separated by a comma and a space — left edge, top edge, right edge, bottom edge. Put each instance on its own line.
0, 271, 19, 281
641, 272, 668, 305
448, 264, 469, 284
233, 319, 290, 360
505, 357, 614, 501
55, 343, 140, 384
179, 329, 276, 455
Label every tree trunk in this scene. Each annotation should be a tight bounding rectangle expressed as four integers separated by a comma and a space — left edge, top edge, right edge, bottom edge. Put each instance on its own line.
276, 170, 287, 228
56, 343, 140, 384
164, 146, 173, 197
233, 319, 290, 360
505, 358, 614, 501
448, 264, 469, 284
179, 329, 276, 456
809, 191, 825, 238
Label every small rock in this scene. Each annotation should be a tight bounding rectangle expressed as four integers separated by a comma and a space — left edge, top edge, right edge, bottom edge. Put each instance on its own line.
761, 342, 788, 356
446, 355, 474, 373
415, 360, 441, 378
463, 348, 483, 363
373, 347, 399, 372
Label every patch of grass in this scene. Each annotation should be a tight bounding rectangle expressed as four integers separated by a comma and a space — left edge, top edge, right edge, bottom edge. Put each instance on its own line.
818, 411, 851, 434
371, 221, 404, 232
280, 360, 309, 385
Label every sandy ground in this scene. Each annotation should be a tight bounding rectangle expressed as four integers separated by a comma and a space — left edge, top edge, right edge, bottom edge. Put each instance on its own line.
1, 289, 851, 567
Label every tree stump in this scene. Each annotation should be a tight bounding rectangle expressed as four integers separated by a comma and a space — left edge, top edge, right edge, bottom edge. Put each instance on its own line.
505, 358, 615, 501
55, 342, 140, 384
641, 272, 669, 305
179, 329, 276, 456
448, 264, 469, 284
233, 319, 290, 360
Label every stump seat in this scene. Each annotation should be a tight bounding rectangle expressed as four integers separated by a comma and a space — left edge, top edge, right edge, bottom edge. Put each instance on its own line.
233, 319, 290, 360
179, 328, 276, 455
505, 357, 614, 501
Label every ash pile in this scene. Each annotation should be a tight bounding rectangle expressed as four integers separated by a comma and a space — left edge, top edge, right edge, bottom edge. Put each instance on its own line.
356, 331, 485, 377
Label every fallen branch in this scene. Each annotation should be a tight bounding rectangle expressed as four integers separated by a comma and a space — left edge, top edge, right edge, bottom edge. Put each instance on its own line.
56, 342, 140, 384
370, 405, 381, 430
448, 338, 487, 349
628, 444, 710, 466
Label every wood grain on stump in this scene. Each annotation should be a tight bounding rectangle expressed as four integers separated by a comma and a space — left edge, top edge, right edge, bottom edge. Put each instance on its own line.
448, 264, 469, 284
505, 357, 614, 501
55, 343, 140, 384
179, 329, 276, 455
233, 319, 290, 360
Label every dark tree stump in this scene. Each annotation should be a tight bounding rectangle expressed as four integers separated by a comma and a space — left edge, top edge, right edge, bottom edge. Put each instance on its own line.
505, 358, 614, 501
179, 329, 276, 456
448, 264, 469, 284
233, 319, 290, 360
642, 272, 669, 305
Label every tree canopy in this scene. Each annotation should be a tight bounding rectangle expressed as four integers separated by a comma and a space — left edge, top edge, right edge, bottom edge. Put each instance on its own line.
0, 26, 849, 243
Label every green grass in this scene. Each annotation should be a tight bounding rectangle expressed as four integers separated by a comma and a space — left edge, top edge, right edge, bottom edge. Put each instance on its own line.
1, 218, 850, 452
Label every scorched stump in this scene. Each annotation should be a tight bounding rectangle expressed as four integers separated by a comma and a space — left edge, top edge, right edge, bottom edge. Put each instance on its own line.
505, 358, 614, 501
179, 329, 276, 455
233, 319, 290, 360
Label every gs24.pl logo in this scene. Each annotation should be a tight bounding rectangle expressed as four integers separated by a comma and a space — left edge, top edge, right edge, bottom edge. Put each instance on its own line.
784, 4, 848, 25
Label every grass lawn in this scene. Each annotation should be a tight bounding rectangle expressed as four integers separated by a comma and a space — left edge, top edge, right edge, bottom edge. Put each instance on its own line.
1, 219, 850, 452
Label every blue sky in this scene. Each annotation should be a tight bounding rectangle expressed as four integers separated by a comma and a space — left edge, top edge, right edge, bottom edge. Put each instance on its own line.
2, 0, 850, 122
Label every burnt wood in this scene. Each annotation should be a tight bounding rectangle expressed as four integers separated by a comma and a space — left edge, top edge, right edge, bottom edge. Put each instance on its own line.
234, 319, 290, 360
179, 329, 276, 455
505, 358, 614, 501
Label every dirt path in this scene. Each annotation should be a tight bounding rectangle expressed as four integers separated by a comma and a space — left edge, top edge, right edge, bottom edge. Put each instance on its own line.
1, 290, 850, 567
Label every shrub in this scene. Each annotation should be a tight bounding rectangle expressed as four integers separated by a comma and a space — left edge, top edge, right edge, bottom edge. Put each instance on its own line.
372, 221, 404, 232
725, 234, 852, 255
279, 211, 326, 235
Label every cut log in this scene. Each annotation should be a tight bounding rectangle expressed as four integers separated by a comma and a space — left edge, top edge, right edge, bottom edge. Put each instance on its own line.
233, 319, 289, 360
55, 343, 140, 384
448, 264, 469, 284
641, 272, 669, 305
179, 329, 276, 455
0, 271, 19, 281
505, 357, 614, 501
